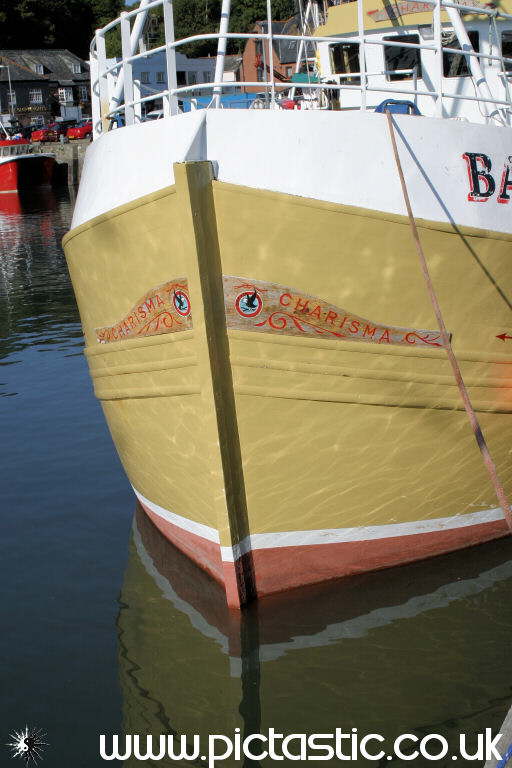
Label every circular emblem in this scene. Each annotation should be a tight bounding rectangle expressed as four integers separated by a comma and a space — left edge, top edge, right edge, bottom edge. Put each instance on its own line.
173, 289, 191, 316
235, 290, 262, 318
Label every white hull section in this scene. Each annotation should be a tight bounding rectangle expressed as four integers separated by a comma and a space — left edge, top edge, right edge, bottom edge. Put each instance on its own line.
73, 110, 512, 234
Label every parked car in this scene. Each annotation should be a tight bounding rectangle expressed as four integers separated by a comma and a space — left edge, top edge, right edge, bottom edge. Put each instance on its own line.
30, 125, 58, 142
67, 119, 92, 140
52, 120, 77, 136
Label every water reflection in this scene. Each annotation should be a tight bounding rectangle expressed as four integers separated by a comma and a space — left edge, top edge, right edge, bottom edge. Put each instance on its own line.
0, 188, 81, 368
119, 505, 512, 766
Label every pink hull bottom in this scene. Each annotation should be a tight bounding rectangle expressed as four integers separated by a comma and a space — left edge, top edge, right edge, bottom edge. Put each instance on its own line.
139, 500, 509, 609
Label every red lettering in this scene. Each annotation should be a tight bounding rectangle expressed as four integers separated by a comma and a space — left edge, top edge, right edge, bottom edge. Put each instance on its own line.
280, 293, 292, 307
137, 304, 147, 319
145, 297, 155, 313
363, 325, 376, 338
349, 320, 360, 334
308, 304, 322, 319
339, 315, 349, 329
156, 294, 164, 306
325, 310, 338, 325
295, 297, 310, 313
128, 315, 136, 329
378, 329, 391, 344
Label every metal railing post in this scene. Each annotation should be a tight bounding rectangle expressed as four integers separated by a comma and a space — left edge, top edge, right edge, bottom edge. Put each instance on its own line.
162, 0, 178, 115
213, 0, 231, 108
266, 0, 276, 106
357, 0, 367, 111
434, 0, 443, 117
95, 30, 109, 134
110, 0, 152, 115
120, 12, 135, 125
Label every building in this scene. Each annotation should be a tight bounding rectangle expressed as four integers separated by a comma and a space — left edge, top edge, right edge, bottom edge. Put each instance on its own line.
0, 50, 90, 131
240, 16, 316, 92
106, 51, 242, 115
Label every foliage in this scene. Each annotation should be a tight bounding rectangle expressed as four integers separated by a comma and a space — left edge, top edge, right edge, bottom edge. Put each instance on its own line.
0, 0, 125, 58
0, 0, 297, 59
146, 0, 297, 57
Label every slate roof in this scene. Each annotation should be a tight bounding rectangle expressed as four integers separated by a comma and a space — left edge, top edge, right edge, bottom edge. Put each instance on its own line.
0, 50, 89, 84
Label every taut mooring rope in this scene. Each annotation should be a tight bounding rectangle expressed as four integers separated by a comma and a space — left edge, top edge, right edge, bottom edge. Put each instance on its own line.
386, 110, 512, 532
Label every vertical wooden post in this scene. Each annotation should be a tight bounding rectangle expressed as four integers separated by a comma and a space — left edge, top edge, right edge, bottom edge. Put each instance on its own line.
173, 161, 255, 609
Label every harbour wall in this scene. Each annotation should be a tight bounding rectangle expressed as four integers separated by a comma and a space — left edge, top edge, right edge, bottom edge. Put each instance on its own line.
34, 139, 89, 186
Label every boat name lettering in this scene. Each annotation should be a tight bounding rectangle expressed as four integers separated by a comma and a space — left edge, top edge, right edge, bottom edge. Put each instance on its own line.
95, 279, 192, 343
224, 276, 445, 348
462, 152, 512, 204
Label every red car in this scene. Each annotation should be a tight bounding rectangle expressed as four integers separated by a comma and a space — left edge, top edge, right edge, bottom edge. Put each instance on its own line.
67, 120, 92, 140
30, 125, 58, 142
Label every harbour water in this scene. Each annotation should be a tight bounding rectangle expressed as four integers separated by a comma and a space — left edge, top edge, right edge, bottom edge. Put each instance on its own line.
1, 190, 512, 767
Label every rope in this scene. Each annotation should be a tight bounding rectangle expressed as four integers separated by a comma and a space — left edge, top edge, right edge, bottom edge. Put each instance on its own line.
385, 110, 512, 533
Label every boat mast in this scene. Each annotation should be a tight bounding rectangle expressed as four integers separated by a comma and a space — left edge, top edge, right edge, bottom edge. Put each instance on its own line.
213, 0, 232, 107
110, 0, 153, 117
444, 4, 503, 124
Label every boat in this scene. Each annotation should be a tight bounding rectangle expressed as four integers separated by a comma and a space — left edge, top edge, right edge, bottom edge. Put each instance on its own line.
0, 133, 57, 193
63, 0, 512, 609
115, 504, 512, 764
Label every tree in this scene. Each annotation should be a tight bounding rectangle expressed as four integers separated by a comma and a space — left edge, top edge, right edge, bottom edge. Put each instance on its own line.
0, 0, 125, 58
144, 0, 296, 57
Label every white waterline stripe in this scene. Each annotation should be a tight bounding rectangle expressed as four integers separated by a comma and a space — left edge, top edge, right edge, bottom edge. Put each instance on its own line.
256, 556, 512, 663
132, 520, 232, 661
220, 507, 505, 562
133, 510, 512, 666
132, 487, 504, 563
132, 487, 220, 544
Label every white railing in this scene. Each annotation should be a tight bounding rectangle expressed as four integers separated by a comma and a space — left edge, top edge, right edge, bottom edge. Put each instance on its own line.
89, 0, 512, 137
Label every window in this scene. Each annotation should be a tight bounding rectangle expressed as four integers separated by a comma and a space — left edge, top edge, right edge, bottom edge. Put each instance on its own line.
141, 71, 150, 83
78, 85, 89, 102
31, 115, 44, 126
330, 42, 360, 84
203, 71, 212, 82
187, 72, 197, 85
156, 71, 165, 83
502, 31, 512, 71
29, 88, 43, 104
286, 66, 293, 78
7, 89, 16, 106
443, 30, 479, 77
72, 62, 82, 74
35, 63, 44, 74
384, 34, 422, 81
58, 87, 73, 103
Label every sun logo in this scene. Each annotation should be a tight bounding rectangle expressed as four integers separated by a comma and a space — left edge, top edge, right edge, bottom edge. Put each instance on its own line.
7, 726, 48, 765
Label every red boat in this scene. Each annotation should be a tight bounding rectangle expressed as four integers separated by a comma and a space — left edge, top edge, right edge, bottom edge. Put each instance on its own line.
0, 138, 56, 193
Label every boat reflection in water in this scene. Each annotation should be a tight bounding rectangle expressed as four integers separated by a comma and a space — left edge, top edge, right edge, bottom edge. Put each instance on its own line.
119, 506, 512, 766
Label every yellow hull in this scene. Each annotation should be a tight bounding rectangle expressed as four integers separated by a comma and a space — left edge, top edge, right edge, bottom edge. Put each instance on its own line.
63, 162, 512, 608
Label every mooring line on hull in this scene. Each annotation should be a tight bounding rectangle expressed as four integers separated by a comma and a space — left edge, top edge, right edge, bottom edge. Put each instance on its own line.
386, 111, 512, 533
